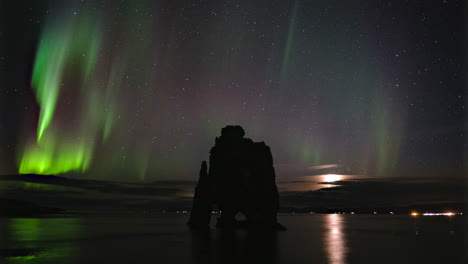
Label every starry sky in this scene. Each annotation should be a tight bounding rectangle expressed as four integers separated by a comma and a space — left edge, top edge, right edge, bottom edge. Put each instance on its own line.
0, 0, 465, 181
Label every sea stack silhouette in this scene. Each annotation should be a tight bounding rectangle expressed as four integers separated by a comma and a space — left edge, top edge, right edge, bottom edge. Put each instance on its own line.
188, 125, 286, 230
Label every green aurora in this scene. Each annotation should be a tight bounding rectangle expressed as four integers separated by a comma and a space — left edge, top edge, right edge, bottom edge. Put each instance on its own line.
18, 15, 103, 175
17, 5, 154, 178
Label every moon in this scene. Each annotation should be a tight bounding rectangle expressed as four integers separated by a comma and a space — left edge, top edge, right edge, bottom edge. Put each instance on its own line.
323, 174, 341, 183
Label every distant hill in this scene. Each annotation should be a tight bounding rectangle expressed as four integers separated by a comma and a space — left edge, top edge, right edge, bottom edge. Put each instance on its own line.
0, 174, 465, 215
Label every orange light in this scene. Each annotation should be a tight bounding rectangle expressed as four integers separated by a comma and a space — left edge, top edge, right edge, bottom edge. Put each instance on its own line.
411, 212, 419, 216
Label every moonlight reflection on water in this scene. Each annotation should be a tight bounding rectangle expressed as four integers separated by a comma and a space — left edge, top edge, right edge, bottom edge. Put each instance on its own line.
324, 214, 348, 264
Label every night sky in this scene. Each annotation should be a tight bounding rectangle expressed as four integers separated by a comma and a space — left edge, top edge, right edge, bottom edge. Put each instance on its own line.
0, 0, 466, 181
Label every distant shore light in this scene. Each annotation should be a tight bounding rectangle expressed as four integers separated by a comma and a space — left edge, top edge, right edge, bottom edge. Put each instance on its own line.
411, 212, 461, 216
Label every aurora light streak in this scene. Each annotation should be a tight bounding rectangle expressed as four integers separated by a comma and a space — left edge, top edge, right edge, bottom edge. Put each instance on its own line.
18, 14, 102, 175
32, 18, 100, 142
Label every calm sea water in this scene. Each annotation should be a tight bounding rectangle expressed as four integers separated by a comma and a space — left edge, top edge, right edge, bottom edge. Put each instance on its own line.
0, 214, 465, 264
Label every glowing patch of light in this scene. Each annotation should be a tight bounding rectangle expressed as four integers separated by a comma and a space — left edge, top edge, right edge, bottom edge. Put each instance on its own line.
324, 174, 341, 182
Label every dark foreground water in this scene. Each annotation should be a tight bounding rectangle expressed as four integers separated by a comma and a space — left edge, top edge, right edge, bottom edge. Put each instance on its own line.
0, 214, 465, 264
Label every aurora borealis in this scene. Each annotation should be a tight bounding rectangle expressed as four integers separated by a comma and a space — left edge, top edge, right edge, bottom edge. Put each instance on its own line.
0, 0, 465, 180
19, 14, 101, 175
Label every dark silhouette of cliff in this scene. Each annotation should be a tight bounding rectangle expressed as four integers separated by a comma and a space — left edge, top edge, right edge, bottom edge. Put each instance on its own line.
187, 161, 212, 229
188, 125, 286, 230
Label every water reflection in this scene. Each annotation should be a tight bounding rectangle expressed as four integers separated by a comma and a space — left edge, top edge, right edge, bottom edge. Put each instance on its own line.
4, 218, 80, 263
324, 214, 348, 264
189, 229, 279, 264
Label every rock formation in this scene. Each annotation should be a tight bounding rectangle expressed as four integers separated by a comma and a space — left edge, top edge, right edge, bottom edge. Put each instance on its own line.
188, 125, 285, 230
